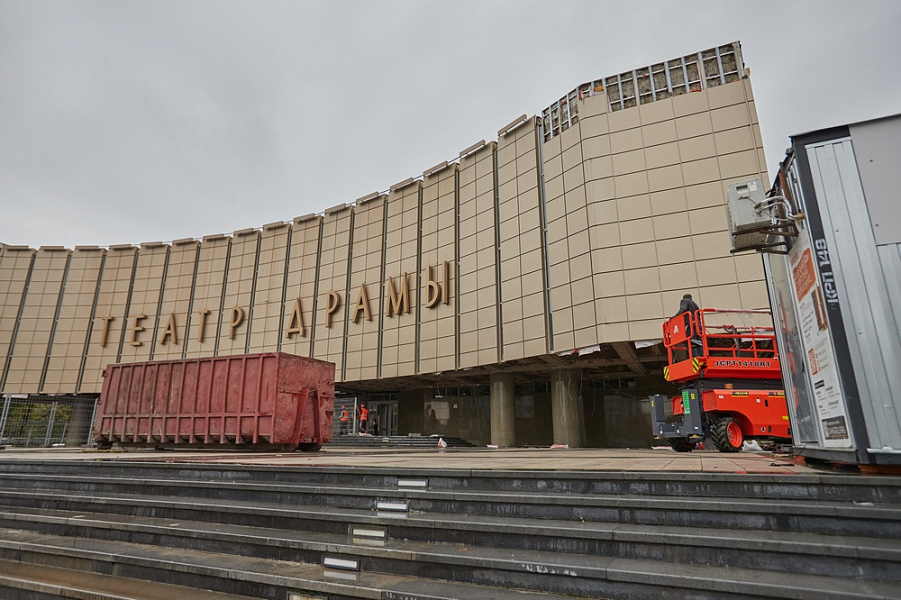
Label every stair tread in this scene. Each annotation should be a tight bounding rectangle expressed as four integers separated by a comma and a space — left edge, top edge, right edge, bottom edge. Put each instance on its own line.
2, 508, 614, 573
3, 528, 900, 599
608, 557, 901, 598
4, 474, 900, 516
3, 500, 899, 561
0, 557, 256, 600
0, 529, 578, 600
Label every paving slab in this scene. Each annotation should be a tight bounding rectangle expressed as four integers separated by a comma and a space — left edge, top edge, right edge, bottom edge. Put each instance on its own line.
0, 446, 813, 475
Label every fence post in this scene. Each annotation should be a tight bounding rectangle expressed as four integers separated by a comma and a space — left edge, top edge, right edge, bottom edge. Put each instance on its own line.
44, 401, 58, 446
0, 396, 9, 443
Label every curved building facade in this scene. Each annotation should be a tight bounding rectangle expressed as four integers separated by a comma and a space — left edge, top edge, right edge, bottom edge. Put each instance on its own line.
0, 42, 769, 448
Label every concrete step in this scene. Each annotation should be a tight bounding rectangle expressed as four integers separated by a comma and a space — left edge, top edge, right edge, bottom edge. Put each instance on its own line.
1, 499, 899, 584
0, 558, 258, 600
1, 473, 898, 539
0, 530, 589, 600
1, 459, 898, 503
2, 528, 898, 600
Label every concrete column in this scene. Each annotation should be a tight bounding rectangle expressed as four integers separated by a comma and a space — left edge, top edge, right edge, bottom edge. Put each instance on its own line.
489, 373, 516, 447
551, 368, 583, 447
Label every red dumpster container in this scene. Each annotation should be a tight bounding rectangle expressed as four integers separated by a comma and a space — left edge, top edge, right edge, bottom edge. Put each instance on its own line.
93, 352, 334, 451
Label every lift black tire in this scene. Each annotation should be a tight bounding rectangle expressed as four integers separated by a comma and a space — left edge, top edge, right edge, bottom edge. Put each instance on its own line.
712, 416, 743, 453
668, 438, 697, 452
298, 443, 322, 452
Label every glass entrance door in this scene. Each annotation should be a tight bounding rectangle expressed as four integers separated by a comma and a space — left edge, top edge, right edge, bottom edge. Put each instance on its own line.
367, 394, 398, 437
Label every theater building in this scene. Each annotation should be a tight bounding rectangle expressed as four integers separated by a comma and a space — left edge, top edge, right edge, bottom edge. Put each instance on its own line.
0, 42, 770, 448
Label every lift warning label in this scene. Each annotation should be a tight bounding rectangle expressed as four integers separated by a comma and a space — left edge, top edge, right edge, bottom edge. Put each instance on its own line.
710, 359, 772, 368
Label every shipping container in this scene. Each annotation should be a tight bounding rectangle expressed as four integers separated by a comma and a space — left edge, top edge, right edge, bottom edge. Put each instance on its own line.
730, 114, 901, 466
93, 352, 334, 451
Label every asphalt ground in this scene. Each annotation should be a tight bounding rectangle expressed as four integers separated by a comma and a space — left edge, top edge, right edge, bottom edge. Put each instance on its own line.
0, 445, 812, 475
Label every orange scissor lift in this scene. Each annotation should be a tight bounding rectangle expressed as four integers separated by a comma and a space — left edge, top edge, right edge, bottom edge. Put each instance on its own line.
650, 308, 791, 452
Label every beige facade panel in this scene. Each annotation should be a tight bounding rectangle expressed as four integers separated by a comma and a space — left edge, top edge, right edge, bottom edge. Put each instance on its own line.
418, 166, 456, 375
345, 195, 385, 382
715, 126, 756, 156
638, 96, 676, 125
642, 120, 678, 148
381, 183, 420, 378
0, 248, 35, 390
498, 119, 547, 361
119, 244, 169, 364
216, 231, 259, 357
154, 240, 199, 360
80, 246, 137, 392
458, 143, 498, 369
697, 283, 742, 309
314, 207, 352, 378
575, 77, 768, 345
644, 142, 680, 170
739, 279, 770, 309
183, 237, 229, 359
622, 240, 658, 270
607, 106, 641, 133
546, 119, 599, 352
281, 217, 321, 359
671, 89, 711, 118
3, 248, 70, 393
610, 128, 644, 156
43, 248, 105, 393
649, 188, 688, 216
659, 261, 699, 292
678, 135, 717, 163
248, 224, 289, 354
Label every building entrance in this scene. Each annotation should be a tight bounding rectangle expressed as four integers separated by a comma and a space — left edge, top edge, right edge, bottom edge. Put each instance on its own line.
367, 393, 398, 437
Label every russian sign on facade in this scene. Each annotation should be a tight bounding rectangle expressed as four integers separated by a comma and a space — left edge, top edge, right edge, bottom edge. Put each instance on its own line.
98, 262, 451, 348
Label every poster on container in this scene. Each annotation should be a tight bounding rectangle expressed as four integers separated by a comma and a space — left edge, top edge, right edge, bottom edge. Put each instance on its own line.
788, 232, 852, 447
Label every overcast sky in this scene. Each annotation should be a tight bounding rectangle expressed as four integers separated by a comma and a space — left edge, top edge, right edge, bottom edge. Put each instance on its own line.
1, 0, 899, 249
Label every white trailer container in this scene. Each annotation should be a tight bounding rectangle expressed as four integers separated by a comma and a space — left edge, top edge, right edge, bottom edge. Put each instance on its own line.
733, 115, 901, 466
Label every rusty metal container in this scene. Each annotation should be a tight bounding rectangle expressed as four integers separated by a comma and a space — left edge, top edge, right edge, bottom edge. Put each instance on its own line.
93, 352, 334, 451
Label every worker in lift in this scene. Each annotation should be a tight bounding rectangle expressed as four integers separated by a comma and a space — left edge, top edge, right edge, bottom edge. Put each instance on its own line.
675, 293, 703, 357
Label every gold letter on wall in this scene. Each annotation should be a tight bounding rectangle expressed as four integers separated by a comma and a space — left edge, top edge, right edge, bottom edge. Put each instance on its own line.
386, 273, 410, 317
129, 314, 147, 347
285, 298, 306, 338
99, 316, 115, 347
425, 265, 440, 308
228, 306, 245, 340
352, 284, 372, 323
159, 313, 179, 345
325, 291, 341, 328
196, 309, 210, 343
425, 261, 451, 308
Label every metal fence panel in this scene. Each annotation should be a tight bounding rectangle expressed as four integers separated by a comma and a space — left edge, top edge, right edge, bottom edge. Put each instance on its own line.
0, 395, 97, 447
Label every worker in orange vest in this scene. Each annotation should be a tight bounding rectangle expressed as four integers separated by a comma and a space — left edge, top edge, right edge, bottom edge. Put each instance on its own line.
359, 404, 369, 434
339, 407, 349, 435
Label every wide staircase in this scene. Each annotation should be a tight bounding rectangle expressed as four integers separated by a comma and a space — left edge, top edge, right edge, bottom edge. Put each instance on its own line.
0, 458, 899, 599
